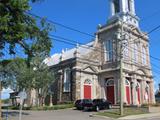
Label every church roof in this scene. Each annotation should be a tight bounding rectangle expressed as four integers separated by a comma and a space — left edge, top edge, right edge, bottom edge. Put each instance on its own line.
44, 41, 94, 66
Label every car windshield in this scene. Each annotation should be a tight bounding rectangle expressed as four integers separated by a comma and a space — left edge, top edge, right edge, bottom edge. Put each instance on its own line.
83, 99, 92, 103
93, 99, 101, 103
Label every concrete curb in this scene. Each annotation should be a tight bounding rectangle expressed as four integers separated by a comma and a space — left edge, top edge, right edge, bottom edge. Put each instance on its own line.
118, 113, 160, 120
91, 114, 115, 120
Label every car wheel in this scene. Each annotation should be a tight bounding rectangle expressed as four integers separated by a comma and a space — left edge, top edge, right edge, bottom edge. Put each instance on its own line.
96, 106, 99, 112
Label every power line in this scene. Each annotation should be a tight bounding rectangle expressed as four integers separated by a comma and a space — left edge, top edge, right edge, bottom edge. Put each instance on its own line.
27, 12, 95, 38
27, 11, 160, 62
26, 11, 160, 71
50, 36, 160, 72
50, 27, 160, 63
141, 8, 160, 22
48, 19, 160, 62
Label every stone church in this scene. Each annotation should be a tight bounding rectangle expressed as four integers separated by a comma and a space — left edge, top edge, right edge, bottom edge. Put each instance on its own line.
45, 0, 155, 105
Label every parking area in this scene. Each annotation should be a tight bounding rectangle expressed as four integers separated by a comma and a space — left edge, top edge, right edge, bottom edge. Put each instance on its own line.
2, 109, 113, 120
2, 108, 160, 120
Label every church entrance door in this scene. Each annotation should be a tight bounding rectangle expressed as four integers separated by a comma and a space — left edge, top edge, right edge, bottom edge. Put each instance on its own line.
84, 79, 92, 99
106, 79, 115, 104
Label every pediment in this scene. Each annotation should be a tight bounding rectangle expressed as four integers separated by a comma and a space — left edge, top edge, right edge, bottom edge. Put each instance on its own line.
82, 66, 98, 73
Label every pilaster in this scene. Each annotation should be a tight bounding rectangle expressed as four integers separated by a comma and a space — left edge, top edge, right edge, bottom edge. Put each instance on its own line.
120, 0, 127, 13
130, 0, 135, 15
132, 75, 138, 105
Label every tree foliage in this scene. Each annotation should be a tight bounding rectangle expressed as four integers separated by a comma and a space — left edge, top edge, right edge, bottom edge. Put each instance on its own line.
0, 0, 52, 58
0, 57, 54, 106
0, 0, 54, 106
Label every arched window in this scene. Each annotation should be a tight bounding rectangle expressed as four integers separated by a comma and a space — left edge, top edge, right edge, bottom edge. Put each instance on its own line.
84, 79, 92, 85
125, 79, 130, 86
106, 79, 114, 86
142, 46, 147, 65
133, 44, 138, 63
104, 40, 113, 62
63, 68, 71, 92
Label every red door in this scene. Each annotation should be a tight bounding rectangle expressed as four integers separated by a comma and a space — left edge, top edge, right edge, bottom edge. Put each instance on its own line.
106, 86, 115, 104
126, 86, 131, 104
84, 85, 91, 99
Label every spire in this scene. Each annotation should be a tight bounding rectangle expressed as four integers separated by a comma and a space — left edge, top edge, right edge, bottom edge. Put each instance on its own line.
60, 49, 65, 61
74, 43, 80, 58
108, 0, 139, 27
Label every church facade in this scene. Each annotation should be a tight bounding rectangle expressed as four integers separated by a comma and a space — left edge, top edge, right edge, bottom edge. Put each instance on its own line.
45, 0, 155, 105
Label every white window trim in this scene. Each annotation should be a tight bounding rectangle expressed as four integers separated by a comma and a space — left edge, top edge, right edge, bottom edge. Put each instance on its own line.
63, 68, 71, 92
133, 44, 138, 63
142, 46, 147, 65
104, 40, 113, 62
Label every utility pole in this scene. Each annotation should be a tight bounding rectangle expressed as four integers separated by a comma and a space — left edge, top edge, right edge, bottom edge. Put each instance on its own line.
120, 19, 124, 116
0, 75, 2, 120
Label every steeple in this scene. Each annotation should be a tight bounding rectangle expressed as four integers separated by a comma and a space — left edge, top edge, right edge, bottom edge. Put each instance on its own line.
108, 0, 139, 27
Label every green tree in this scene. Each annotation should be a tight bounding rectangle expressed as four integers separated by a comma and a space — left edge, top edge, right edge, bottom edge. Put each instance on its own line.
0, 0, 54, 108
0, 0, 52, 59
1, 56, 54, 106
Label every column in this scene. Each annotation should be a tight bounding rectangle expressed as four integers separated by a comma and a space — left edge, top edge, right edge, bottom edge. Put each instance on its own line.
140, 80, 145, 104
123, 77, 127, 104
114, 73, 119, 104
130, 0, 135, 15
80, 72, 83, 99
150, 81, 156, 104
92, 75, 96, 99
59, 72, 63, 102
101, 77, 106, 99
109, 0, 115, 16
120, 0, 127, 13
132, 75, 138, 105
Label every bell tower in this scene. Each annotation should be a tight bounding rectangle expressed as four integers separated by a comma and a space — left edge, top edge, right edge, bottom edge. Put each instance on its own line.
108, 0, 139, 27
96, 0, 155, 105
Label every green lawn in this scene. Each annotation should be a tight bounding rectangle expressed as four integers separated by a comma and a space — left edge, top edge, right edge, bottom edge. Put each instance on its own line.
96, 107, 147, 119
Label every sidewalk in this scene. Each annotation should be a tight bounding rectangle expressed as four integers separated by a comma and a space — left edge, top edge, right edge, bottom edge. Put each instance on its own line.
118, 113, 160, 120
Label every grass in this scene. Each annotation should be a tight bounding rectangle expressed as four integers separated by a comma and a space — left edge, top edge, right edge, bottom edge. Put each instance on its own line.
96, 107, 148, 119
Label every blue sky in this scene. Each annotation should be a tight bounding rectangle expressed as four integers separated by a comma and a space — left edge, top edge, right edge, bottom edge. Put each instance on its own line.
2, 0, 160, 98
31, 0, 160, 89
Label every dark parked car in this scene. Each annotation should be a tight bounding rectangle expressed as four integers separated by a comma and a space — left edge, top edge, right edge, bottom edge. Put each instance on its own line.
75, 99, 93, 110
92, 99, 112, 111
75, 98, 112, 111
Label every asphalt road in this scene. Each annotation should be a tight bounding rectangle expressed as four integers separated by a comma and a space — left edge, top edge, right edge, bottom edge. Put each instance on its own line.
2, 109, 160, 120
3, 109, 112, 120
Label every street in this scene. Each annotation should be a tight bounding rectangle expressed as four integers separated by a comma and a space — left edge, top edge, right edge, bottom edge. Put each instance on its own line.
2, 109, 160, 120
3, 109, 110, 120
